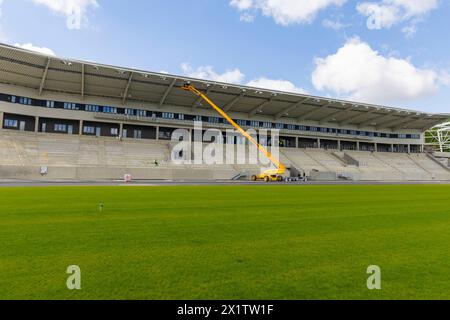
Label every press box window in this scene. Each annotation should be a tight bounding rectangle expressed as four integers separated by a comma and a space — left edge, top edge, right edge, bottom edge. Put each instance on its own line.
103, 106, 117, 114
162, 112, 175, 119
208, 117, 220, 124
83, 126, 95, 134
4, 119, 18, 127
250, 121, 260, 128
19, 97, 32, 105
46, 101, 55, 108
86, 105, 99, 112
236, 120, 247, 127
54, 124, 67, 132
287, 124, 296, 131
64, 102, 77, 110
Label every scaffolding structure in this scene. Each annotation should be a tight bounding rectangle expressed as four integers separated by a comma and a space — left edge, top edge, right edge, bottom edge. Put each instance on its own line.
426, 122, 450, 152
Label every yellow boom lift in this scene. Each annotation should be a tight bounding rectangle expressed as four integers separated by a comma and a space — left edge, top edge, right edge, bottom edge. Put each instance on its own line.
182, 83, 286, 182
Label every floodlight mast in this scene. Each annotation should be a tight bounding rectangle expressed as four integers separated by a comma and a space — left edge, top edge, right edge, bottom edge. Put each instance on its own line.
182, 83, 286, 181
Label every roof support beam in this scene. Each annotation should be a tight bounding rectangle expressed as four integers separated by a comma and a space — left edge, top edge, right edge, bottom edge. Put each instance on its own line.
274, 98, 308, 120
223, 92, 245, 112
81, 64, 85, 100
248, 97, 274, 117
159, 77, 177, 108
192, 85, 214, 110
296, 105, 324, 122
429, 119, 449, 129
38, 58, 51, 96
340, 108, 378, 126
392, 118, 423, 130
358, 113, 395, 127
318, 105, 353, 124
376, 115, 413, 130
122, 72, 133, 105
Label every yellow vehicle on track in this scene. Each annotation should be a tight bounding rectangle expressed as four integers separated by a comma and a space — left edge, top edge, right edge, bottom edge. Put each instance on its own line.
182, 83, 286, 182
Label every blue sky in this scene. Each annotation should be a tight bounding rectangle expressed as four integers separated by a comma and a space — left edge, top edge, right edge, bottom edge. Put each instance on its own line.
0, 0, 449, 113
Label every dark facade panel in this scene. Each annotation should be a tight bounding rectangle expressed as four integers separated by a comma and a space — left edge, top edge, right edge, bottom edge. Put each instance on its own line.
298, 138, 318, 148
321, 139, 339, 150
279, 136, 296, 148
39, 117, 80, 135
377, 143, 392, 152
360, 142, 376, 152
123, 124, 157, 140
341, 140, 358, 151
159, 127, 177, 141
82, 121, 120, 137
2, 113, 35, 131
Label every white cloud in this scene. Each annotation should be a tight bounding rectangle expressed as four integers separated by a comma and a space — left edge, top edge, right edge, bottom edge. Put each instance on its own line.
32, 0, 99, 30
401, 23, 417, 38
357, 0, 439, 35
230, 0, 253, 11
181, 63, 245, 84
181, 63, 306, 94
322, 18, 349, 30
247, 77, 307, 94
14, 43, 56, 56
439, 71, 450, 87
240, 12, 255, 23
230, 0, 347, 25
311, 38, 439, 104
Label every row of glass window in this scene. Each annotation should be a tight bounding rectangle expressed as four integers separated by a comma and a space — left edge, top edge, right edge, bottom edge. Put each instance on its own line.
4, 119, 18, 127
2, 93, 421, 140
54, 124, 67, 132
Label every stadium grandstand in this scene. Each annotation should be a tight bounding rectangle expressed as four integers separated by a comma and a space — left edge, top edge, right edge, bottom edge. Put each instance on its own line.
0, 42, 449, 182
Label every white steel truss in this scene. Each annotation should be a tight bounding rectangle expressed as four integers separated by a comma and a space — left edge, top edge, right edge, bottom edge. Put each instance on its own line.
427, 122, 450, 152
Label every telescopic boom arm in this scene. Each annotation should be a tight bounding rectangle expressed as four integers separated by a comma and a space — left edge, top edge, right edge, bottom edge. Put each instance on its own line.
182, 83, 286, 176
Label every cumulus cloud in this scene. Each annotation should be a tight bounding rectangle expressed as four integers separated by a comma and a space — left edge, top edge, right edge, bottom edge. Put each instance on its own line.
14, 43, 56, 56
181, 63, 245, 84
439, 71, 450, 87
32, 0, 99, 30
230, 0, 347, 25
230, 0, 253, 11
311, 38, 439, 104
181, 63, 306, 94
322, 18, 349, 30
357, 0, 439, 36
247, 77, 307, 94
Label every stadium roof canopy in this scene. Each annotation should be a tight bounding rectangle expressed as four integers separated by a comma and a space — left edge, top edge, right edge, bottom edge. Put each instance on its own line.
0, 43, 448, 131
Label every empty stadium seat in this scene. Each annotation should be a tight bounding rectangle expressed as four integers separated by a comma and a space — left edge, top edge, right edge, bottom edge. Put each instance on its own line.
1, 129, 449, 181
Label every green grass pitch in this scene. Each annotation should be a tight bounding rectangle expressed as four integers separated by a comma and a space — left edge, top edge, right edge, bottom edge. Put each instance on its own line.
1, 185, 450, 300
